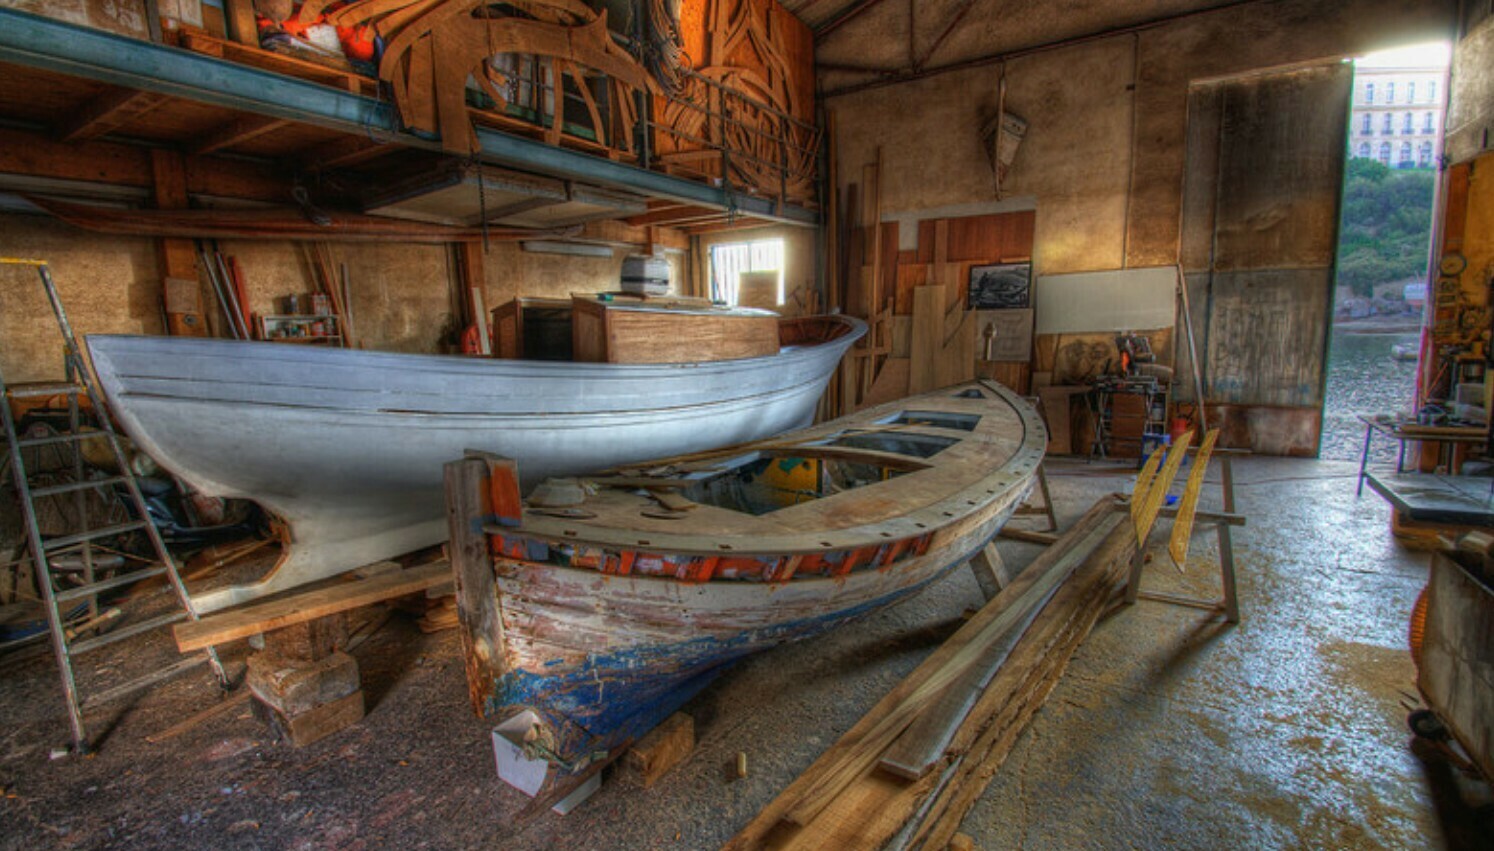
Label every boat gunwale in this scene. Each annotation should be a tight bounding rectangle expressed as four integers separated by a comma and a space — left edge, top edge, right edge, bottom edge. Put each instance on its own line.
492, 379, 1046, 558
85, 314, 866, 381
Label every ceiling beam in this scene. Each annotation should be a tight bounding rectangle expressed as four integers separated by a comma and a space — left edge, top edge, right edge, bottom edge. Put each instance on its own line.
483, 196, 566, 221
190, 115, 291, 156
822, 0, 1268, 98
297, 135, 397, 172
624, 204, 720, 227
54, 88, 169, 142
685, 217, 770, 235
814, 0, 895, 41
915, 0, 981, 71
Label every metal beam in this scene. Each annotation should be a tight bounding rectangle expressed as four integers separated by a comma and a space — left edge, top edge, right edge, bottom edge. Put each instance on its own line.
0, 9, 817, 227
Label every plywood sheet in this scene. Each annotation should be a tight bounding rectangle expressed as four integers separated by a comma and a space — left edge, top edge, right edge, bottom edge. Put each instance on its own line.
976, 308, 1033, 362
1204, 269, 1330, 408
1210, 64, 1352, 271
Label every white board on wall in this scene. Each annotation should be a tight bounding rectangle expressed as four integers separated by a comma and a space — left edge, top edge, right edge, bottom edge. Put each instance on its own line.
1033, 266, 1176, 334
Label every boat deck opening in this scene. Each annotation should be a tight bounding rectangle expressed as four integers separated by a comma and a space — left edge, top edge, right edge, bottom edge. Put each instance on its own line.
681, 452, 909, 516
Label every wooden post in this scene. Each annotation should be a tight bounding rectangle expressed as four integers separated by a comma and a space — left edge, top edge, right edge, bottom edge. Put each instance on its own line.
966, 542, 1009, 602
446, 453, 510, 717
151, 149, 207, 337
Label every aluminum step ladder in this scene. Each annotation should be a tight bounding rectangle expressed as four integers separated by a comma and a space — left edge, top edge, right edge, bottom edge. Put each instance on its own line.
0, 258, 227, 753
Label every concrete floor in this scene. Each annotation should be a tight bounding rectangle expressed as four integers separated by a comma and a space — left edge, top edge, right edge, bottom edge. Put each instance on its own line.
0, 456, 1490, 849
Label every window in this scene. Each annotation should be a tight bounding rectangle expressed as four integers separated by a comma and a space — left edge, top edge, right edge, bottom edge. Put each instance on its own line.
1382, 113, 1393, 133
709, 238, 784, 306
1424, 112, 1435, 132
1358, 142, 1371, 158
1428, 80, 1437, 103
1418, 142, 1433, 167
1378, 142, 1391, 164
1365, 82, 1375, 104
1361, 113, 1372, 134
1407, 81, 1416, 103
1386, 82, 1395, 102
1399, 141, 1413, 167
1403, 112, 1414, 133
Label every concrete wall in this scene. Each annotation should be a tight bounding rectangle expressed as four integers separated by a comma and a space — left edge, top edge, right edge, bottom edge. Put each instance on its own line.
0, 212, 660, 382
827, 0, 1456, 277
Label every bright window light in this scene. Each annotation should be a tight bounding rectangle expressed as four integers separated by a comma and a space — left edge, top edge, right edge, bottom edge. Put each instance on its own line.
709, 238, 785, 306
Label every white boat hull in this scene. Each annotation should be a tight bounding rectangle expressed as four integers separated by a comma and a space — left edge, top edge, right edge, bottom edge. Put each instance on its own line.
86, 323, 862, 612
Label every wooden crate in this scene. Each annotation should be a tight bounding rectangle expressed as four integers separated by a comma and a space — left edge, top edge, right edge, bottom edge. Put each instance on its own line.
1420, 550, 1494, 782
570, 296, 780, 364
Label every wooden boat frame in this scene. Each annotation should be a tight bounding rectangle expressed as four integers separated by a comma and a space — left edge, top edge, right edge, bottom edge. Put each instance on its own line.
448, 378, 1047, 777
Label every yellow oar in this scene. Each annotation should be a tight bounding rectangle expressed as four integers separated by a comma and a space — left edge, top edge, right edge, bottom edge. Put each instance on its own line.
1131, 447, 1163, 523
1134, 430, 1194, 545
1168, 428, 1220, 568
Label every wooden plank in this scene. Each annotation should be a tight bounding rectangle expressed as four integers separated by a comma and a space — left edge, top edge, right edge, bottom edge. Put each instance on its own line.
622, 712, 695, 787
225, 0, 258, 44
909, 285, 945, 393
998, 528, 1058, 546
880, 515, 1120, 781
1168, 429, 1220, 565
447, 454, 509, 717
725, 497, 1134, 850
190, 115, 291, 155
767, 498, 1123, 829
173, 561, 448, 651
55, 88, 169, 142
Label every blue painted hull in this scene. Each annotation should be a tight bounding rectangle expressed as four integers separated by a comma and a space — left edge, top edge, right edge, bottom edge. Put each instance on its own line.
489, 502, 1019, 770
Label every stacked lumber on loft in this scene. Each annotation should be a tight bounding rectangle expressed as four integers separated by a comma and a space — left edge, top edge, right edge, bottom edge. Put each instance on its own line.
725, 496, 1135, 850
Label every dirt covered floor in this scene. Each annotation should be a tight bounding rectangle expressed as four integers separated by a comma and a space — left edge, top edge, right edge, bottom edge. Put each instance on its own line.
1, 457, 1491, 849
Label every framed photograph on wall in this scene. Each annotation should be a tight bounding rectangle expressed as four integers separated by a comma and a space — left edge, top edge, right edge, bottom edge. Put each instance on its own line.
968, 262, 1032, 310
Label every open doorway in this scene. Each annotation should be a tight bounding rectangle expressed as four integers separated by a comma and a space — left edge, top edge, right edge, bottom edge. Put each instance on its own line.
1321, 42, 1450, 461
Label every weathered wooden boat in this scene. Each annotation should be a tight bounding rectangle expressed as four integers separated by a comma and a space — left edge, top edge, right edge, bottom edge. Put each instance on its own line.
86, 310, 862, 613
445, 378, 1046, 788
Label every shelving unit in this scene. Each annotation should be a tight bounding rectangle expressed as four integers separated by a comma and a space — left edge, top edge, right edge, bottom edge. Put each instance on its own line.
258, 314, 342, 345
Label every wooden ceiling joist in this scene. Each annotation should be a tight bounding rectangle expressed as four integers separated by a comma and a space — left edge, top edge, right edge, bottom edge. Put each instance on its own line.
625, 205, 725, 227
191, 115, 292, 156
296, 135, 398, 172
54, 88, 170, 142
684, 217, 770, 235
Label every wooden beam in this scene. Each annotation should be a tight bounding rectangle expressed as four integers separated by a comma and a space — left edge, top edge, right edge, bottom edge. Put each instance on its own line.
625, 205, 720, 227
297, 135, 397, 171
447, 454, 510, 718
191, 115, 292, 155
55, 88, 169, 142
684, 218, 769, 235
481, 196, 565, 222
174, 561, 449, 651
916, 0, 980, 70
0, 125, 289, 203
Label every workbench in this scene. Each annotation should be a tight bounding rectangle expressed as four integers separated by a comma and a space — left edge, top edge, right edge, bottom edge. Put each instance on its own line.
1362, 472, 1494, 526
1355, 415, 1488, 497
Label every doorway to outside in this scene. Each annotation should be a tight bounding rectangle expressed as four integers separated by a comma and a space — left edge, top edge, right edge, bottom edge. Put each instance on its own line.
1321, 41, 1449, 461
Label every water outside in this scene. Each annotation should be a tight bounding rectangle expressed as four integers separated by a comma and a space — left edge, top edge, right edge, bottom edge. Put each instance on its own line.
1320, 328, 1420, 462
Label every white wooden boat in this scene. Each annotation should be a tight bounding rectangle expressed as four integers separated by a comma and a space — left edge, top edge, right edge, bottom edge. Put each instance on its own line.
86, 314, 862, 612
446, 379, 1045, 782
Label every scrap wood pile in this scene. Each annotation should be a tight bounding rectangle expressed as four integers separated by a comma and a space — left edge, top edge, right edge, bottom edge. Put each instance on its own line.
724, 496, 1137, 850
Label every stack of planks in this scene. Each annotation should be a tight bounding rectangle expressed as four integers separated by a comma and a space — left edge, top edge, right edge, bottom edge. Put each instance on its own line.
823, 144, 1036, 418
725, 496, 1136, 850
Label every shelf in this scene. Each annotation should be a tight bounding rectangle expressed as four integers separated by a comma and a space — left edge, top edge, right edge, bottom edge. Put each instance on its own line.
0, 9, 817, 227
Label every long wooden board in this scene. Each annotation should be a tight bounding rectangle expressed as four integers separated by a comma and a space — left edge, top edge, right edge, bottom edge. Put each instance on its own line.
174, 561, 448, 651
